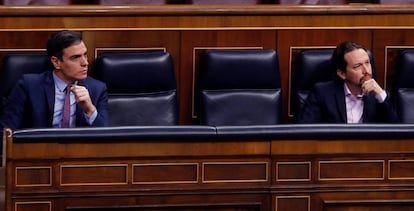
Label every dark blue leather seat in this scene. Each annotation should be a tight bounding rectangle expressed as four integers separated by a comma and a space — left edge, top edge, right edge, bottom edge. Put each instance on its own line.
393, 50, 414, 123
12, 125, 217, 142
0, 53, 51, 114
94, 52, 178, 126
293, 49, 376, 121
199, 49, 282, 126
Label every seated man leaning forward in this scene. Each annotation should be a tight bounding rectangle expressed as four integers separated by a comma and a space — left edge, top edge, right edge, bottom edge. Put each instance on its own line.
297, 41, 399, 124
0, 30, 108, 133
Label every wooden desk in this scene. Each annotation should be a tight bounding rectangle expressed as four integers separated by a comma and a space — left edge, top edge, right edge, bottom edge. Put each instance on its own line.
5, 125, 414, 211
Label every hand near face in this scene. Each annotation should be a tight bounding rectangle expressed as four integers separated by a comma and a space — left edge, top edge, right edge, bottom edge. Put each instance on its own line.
361, 78, 384, 96
70, 85, 96, 116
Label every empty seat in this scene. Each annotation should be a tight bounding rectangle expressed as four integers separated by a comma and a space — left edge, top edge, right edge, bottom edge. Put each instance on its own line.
0, 53, 51, 115
292, 49, 376, 120
392, 50, 414, 123
94, 52, 178, 126
198, 49, 282, 126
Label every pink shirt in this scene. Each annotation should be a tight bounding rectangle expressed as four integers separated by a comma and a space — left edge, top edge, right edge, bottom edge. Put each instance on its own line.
343, 84, 387, 123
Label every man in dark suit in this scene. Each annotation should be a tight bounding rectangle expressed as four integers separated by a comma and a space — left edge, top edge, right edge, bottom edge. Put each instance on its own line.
297, 41, 399, 123
0, 30, 108, 132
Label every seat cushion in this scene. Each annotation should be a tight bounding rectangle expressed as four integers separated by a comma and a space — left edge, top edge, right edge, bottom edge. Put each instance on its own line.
200, 89, 282, 126
108, 91, 178, 126
396, 88, 414, 123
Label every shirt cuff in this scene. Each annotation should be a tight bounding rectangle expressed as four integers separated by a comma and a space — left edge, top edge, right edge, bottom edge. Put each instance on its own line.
84, 110, 98, 125
375, 90, 387, 103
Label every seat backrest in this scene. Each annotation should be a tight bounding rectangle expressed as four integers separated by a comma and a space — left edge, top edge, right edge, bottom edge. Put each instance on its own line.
0, 53, 51, 114
292, 49, 376, 119
94, 52, 178, 126
199, 49, 282, 126
393, 49, 414, 123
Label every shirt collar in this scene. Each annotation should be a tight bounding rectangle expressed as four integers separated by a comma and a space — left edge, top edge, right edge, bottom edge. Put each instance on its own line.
53, 72, 67, 92
53, 72, 78, 92
343, 83, 363, 99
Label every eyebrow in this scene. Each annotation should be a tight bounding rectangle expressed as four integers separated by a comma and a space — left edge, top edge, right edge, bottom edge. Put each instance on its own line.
68, 51, 87, 59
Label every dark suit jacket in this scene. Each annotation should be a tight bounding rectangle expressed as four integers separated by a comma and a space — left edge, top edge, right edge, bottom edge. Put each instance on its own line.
0, 71, 108, 132
297, 81, 400, 123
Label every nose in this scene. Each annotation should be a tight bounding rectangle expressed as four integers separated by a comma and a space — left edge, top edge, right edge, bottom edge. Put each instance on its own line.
81, 55, 88, 66
362, 63, 371, 75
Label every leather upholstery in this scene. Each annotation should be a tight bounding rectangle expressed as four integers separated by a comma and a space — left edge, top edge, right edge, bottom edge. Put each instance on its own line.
94, 52, 178, 126
215, 124, 414, 139
393, 50, 414, 123
12, 124, 414, 143
12, 125, 217, 142
0, 53, 51, 114
293, 49, 376, 120
199, 49, 282, 126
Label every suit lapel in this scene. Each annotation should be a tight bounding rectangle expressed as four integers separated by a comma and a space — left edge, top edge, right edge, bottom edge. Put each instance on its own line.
362, 93, 376, 123
334, 83, 347, 123
44, 72, 55, 125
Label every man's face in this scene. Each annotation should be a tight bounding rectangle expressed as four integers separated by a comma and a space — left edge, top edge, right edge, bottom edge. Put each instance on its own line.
52, 41, 88, 84
337, 48, 372, 91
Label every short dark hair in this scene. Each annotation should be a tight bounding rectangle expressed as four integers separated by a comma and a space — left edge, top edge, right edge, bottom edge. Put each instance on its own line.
46, 30, 82, 61
331, 41, 367, 73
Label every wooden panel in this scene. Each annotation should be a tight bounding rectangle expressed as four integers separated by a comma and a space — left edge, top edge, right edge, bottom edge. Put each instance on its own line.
389, 160, 414, 180
60, 164, 128, 186
320, 192, 414, 211
276, 161, 311, 182
324, 205, 414, 211
202, 161, 268, 183
61, 195, 265, 211
271, 139, 414, 155
15, 166, 51, 187
8, 141, 270, 159
15, 201, 51, 211
319, 160, 384, 181
0, 31, 51, 49
132, 163, 198, 184
275, 196, 310, 211
65, 205, 261, 211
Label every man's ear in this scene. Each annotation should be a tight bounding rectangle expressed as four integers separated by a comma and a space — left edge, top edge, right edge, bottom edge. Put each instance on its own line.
336, 69, 346, 80
51, 56, 60, 70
